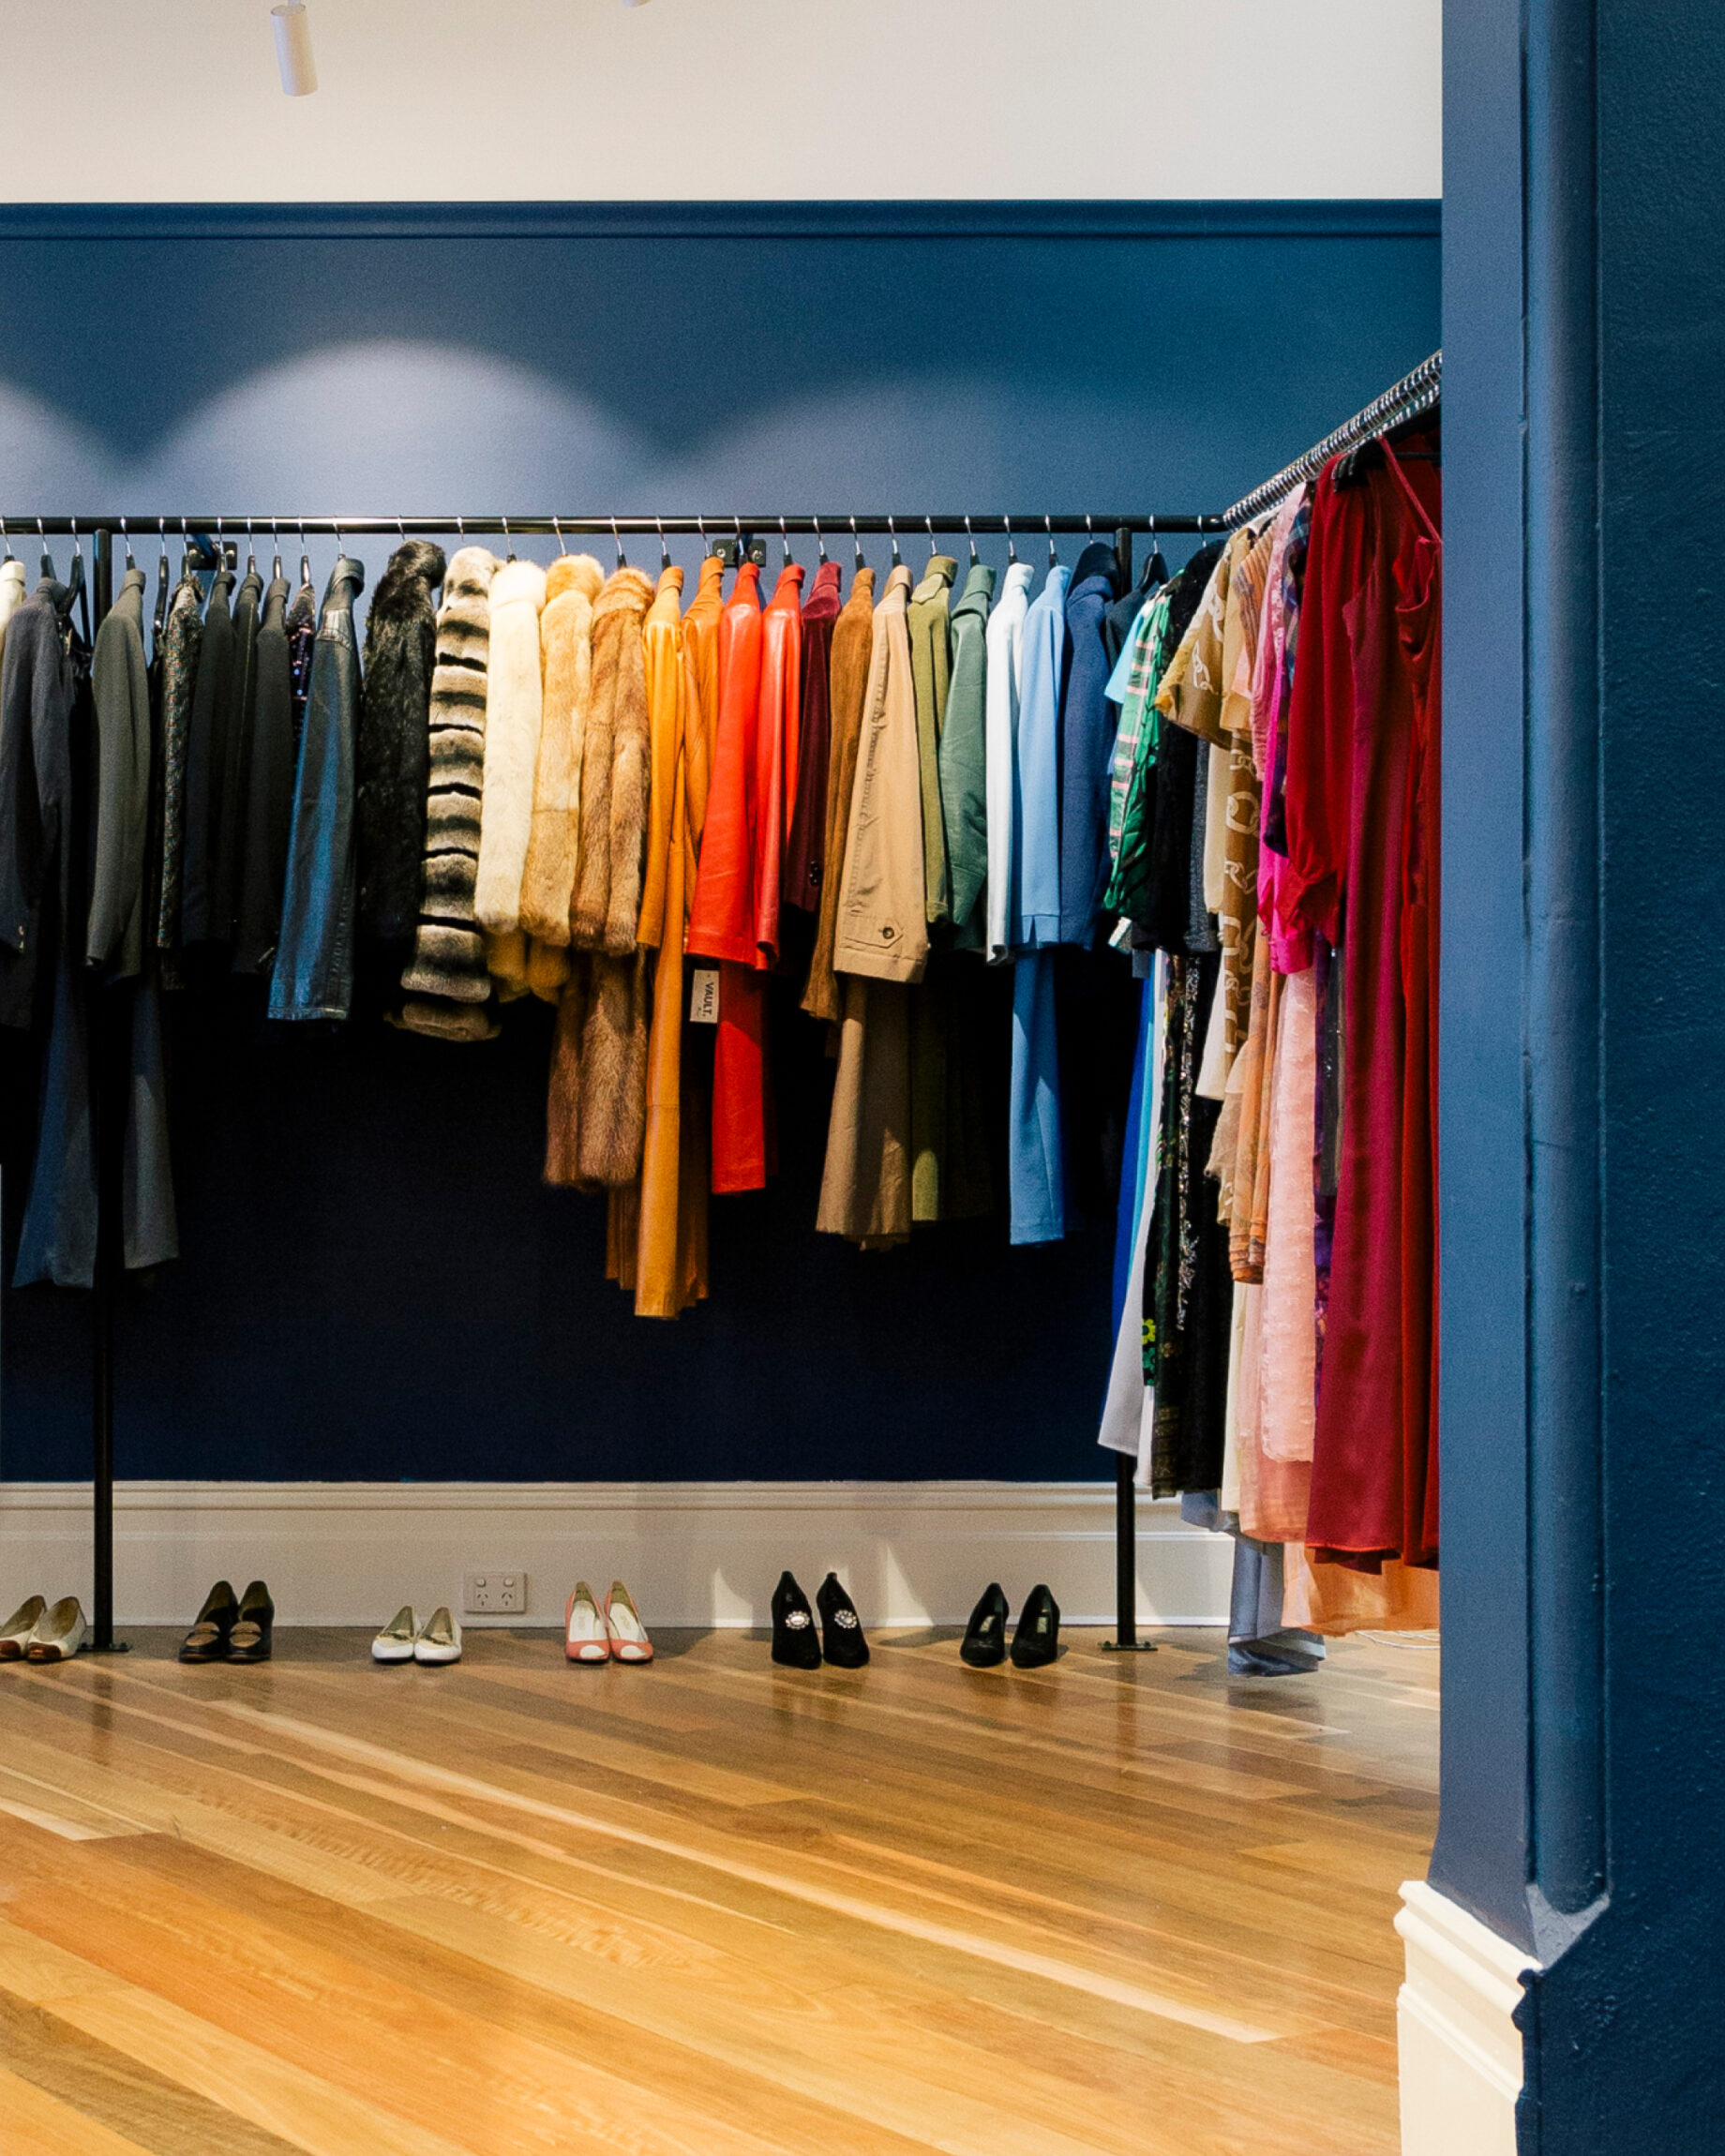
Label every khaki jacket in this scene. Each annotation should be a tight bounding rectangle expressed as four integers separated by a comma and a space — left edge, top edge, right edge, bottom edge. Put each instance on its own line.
833, 566, 927, 984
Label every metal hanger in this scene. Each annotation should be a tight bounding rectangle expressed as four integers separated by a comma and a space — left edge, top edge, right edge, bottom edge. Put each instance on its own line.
925, 517, 938, 561
697, 515, 709, 559
849, 516, 863, 570
964, 515, 978, 565
271, 518, 282, 580
657, 517, 670, 569
246, 517, 257, 577
612, 517, 626, 569
298, 520, 311, 590
887, 516, 901, 566
502, 515, 515, 561
551, 515, 566, 555
0, 517, 11, 562
65, 518, 85, 610
1003, 513, 1016, 564
38, 517, 53, 579
1045, 515, 1058, 569
1146, 514, 1168, 587
120, 516, 134, 567
154, 518, 172, 640
779, 517, 792, 566
813, 515, 827, 563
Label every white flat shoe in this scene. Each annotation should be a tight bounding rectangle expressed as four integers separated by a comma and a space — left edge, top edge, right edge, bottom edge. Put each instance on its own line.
24, 1596, 87, 1663
371, 1606, 417, 1664
564, 1580, 609, 1663
604, 1580, 653, 1664
0, 1595, 46, 1661
414, 1608, 462, 1666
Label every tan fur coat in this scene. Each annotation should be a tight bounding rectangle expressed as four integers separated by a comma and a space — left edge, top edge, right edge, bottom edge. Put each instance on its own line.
570, 566, 654, 953
519, 553, 604, 943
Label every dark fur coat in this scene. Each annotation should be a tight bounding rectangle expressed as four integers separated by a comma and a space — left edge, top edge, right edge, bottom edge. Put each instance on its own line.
356, 539, 446, 947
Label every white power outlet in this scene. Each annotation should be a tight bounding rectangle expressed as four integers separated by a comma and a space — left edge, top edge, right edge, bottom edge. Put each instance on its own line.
463, 1570, 528, 1616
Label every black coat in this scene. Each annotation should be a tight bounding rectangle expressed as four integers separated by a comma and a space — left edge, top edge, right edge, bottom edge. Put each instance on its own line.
356, 539, 444, 949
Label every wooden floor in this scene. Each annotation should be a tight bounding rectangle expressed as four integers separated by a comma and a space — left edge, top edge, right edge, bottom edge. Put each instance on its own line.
0, 1623, 1437, 2156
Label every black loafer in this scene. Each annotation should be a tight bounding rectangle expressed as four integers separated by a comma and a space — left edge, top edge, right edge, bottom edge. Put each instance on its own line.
1010, 1584, 1060, 1669
771, 1571, 821, 1669
227, 1580, 275, 1665
816, 1572, 869, 1669
961, 1582, 1011, 1668
179, 1580, 239, 1663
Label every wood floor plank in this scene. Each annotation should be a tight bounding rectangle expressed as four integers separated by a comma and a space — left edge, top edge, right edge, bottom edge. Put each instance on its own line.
0, 1627, 1433, 2156
0, 2065, 158, 2156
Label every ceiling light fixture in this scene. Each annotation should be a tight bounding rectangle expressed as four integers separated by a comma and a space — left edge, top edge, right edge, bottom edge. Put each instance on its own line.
272, 3, 318, 97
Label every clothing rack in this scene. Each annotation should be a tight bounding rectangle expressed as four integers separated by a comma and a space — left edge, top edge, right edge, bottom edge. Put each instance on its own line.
1222, 350, 1443, 528
44, 417, 1420, 1656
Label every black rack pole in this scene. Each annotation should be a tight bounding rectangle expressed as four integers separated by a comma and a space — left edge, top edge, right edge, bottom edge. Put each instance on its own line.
88, 527, 126, 1654
1102, 1448, 1156, 1654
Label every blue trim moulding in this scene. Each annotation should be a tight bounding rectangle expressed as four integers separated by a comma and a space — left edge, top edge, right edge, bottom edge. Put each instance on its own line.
0, 199, 1440, 243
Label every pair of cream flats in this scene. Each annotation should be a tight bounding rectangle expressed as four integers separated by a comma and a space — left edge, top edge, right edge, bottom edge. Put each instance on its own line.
0, 1595, 87, 1663
565, 1580, 652, 1664
371, 1606, 462, 1666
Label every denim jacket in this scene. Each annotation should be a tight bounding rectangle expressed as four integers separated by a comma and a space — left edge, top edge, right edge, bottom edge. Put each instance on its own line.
270, 556, 365, 1021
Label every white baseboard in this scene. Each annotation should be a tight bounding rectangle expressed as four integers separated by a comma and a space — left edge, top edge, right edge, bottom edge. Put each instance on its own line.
1397, 1880, 1536, 2156
0, 1479, 1233, 1631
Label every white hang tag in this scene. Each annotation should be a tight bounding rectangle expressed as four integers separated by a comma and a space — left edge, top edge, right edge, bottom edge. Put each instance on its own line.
689, 966, 720, 1025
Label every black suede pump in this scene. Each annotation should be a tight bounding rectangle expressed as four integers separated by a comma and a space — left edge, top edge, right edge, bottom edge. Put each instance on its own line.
1010, 1584, 1061, 1669
816, 1573, 870, 1668
771, 1570, 822, 1669
961, 1582, 1011, 1668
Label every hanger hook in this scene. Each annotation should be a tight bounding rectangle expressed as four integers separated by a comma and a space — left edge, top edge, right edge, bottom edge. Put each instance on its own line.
813, 514, 827, 562
849, 516, 863, 569
456, 513, 464, 540
655, 517, 668, 567
697, 515, 707, 554
502, 515, 513, 561
779, 516, 791, 565
887, 516, 900, 564
611, 517, 625, 568
964, 514, 977, 564
552, 515, 565, 555
1045, 515, 1057, 568
1003, 513, 1016, 563
38, 517, 46, 553
397, 514, 406, 544
71, 517, 82, 558
0, 516, 8, 561
925, 516, 937, 559
120, 515, 133, 564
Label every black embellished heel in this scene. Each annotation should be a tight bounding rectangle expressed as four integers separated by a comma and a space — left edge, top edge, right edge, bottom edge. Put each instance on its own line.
816, 1573, 869, 1669
771, 1571, 821, 1669
961, 1582, 1010, 1669
1010, 1584, 1060, 1669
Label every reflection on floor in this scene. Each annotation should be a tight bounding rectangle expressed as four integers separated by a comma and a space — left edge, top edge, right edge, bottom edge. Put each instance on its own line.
0, 1624, 1437, 2155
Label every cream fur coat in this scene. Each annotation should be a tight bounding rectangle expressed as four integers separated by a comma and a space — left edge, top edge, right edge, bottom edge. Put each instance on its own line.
474, 558, 548, 936
519, 552, 604, 943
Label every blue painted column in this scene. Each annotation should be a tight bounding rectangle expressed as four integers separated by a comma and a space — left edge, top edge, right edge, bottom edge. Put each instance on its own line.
1441, 0, 1725, 2142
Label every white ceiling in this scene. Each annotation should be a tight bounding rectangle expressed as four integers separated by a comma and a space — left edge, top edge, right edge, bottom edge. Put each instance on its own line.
6, 0, 1440, 202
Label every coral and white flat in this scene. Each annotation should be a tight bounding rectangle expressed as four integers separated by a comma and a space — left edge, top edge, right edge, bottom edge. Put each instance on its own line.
564, 1581, 609, 1664
604, 1581, 653, 1664
413, 1608, 463, 1666
24, 1596, 87, 1663
371, 1607, 417, 1664
0, 1595, 46, 1661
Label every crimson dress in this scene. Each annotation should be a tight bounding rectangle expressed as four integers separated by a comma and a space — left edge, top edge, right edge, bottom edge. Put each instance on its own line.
1281, 440, 1441, 1568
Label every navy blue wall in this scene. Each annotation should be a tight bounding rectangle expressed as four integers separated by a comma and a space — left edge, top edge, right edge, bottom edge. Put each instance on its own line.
0, 203, 1438, 1483
1441, 3, 1725, 2145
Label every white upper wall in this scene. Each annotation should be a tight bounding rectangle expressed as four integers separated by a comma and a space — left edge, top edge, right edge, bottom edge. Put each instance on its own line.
8, 0, 1440, 203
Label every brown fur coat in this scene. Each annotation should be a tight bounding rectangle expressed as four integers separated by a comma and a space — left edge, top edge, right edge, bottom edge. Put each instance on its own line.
545, 950, 650, 1190
519, 552, 604, 943
570, 566, 654, 953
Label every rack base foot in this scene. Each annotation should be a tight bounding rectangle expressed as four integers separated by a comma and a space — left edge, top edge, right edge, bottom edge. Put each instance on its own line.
1101, 1639, 1159, 1654
86, 1639, 132, 1656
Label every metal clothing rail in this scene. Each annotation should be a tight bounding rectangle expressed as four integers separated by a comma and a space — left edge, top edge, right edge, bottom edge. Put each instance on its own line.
7, 511, 1226, 542
1221, 350, 1443, 528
